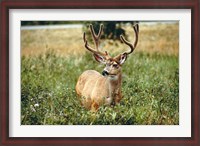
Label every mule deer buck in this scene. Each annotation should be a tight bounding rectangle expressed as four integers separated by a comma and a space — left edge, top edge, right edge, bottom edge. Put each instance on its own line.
76, 23, 139, 110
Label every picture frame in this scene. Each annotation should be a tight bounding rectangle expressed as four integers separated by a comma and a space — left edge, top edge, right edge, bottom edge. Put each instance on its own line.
0, 0, 199, 145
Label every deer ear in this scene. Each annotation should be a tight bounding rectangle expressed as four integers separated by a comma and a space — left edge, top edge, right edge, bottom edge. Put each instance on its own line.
93, 54, 106, 64
118, 53, 127, 65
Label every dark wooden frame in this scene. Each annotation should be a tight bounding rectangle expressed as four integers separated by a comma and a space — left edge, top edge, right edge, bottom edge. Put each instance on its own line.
0, 0, 199, 145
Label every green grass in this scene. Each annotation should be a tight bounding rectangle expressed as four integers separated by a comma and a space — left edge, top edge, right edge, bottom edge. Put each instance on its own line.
21, 50, 179, 125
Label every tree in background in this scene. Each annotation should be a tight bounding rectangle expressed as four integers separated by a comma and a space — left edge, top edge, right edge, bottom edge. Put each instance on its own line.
83, 21, 138, 41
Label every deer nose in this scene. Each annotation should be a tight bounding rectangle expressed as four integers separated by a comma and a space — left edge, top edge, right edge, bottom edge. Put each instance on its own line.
102, 70, 109, 76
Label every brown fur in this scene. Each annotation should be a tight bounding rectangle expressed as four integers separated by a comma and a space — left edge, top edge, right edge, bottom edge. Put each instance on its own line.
76, 68, 123, 110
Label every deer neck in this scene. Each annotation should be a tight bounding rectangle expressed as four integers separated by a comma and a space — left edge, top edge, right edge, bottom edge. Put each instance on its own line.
106, 71, 122, 98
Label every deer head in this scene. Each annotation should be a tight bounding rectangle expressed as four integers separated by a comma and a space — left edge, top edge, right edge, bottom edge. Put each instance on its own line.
83, 23, 139, 78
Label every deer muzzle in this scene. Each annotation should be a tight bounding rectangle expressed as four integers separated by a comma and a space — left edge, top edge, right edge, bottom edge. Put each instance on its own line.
102, 70, 109, 76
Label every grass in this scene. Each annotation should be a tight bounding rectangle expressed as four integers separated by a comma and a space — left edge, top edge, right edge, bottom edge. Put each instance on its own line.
21, 51, 178, 125
21, 23, 179, 125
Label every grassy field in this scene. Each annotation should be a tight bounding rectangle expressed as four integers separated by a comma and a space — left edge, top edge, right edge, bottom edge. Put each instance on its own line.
21, 23, 179, 125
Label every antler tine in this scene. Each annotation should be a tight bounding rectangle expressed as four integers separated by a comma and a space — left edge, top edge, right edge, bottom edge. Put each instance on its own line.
83, 24, 107, 55
83, 32, 99, 54
89, 24, 104, 51
120, 23, 139, 55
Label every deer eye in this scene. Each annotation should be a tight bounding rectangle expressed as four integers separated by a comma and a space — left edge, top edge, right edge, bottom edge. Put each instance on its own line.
113, 64, 119, 68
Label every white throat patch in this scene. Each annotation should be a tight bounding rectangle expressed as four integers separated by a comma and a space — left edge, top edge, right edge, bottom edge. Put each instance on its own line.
108, 75, 118, 80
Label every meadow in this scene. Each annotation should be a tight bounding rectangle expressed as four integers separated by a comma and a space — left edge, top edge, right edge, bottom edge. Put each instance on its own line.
21, 22, 179, 125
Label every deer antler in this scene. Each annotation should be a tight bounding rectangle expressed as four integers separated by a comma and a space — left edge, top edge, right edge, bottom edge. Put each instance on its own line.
120, 23, 139, 55
89, 24, 103, 51
83, 24, 106, 56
